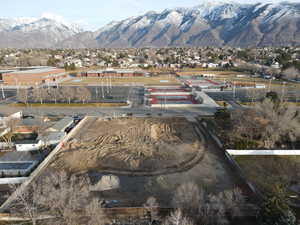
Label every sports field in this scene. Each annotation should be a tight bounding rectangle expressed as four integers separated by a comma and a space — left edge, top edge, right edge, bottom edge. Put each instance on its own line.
62, 75, 180, 86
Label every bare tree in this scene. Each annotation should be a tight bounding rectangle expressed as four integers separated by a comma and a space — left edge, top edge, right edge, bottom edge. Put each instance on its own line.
1, 117, 21, 146
164, 209, 194, 225
17, 88, 29, 105
254, 99, 300, 149
283, 67, 299, 80
85, 199, 107, 225
47, 87, 61, 104
144, 196, 160, 222
217, 188, 245, 219
31, 87, 49, 104
173, 182, 204, 215
10, 170, 93, 225
246, 88, 263, 103
31, 87, 42, 104
60, 87, 76, 104
76, 87, 92, 104
9, 184, 40, 225
199, 195, 228, 225
230, 98, 300, 149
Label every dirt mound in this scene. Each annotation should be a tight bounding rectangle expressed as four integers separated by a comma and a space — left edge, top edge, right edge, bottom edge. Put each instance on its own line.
52, 117, 202, 172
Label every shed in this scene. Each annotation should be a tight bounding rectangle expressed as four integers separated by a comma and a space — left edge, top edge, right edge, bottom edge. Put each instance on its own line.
15, 140, 43, 152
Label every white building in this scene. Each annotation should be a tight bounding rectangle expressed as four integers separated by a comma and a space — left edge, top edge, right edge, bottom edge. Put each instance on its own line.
15, 140, 43, 152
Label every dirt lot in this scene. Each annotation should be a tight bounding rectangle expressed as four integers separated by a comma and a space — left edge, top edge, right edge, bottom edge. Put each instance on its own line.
52, 117, 201, 172
48, 116, 236, 207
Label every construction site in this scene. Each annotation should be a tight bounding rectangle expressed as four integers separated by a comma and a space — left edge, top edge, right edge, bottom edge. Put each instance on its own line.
47, 116, 237, 207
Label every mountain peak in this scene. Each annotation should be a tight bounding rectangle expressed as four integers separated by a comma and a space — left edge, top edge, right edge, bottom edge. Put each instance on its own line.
0, 1, 300, 48
90, 1, 300, 48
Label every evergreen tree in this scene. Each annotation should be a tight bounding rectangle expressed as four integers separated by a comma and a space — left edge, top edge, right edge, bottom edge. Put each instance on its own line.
257, 197, 296, 225
257, 186, 296, 225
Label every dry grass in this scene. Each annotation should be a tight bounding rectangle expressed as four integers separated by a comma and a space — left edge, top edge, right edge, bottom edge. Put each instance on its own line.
62, 75, 180, 86
176, 70, 243, 76
234, 156, 300, 193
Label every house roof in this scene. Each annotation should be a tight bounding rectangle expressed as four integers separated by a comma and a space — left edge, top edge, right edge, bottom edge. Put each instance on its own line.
0, 151, 39, 162
9, 67, 60, 75
15, 140, 40, 145
48, 117, 73, 132
38, 132, 65, 142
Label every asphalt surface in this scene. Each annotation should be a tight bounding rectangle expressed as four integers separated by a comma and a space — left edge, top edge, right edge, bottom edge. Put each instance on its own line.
3, 86, 300, 103
1, 86, 299, 118
0, 86, 145, 105
205, 88, 300, 102
0, 89, 17, 101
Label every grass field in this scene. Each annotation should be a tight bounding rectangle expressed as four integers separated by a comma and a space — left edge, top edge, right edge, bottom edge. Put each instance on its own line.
62, 75, 180, 86
10, 102, 128, 107
234, 156, 300, 193
176, 70, 244, 76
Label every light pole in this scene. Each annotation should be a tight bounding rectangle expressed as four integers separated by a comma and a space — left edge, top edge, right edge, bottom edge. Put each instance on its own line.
268, 78, 272, 93
233, 81, 236, 100
95, 86, 98, 101
281, 81, 286, 102
1, 84, 5, 99
106, 77, 109, 94
101, 81, 104, 99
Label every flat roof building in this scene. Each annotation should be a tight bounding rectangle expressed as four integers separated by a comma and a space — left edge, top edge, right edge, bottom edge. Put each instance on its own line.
2, 67, 67, 85
81, 69, 145, 78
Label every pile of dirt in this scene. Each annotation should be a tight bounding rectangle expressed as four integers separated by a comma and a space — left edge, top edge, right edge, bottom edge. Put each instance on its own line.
51, 117, 202, 172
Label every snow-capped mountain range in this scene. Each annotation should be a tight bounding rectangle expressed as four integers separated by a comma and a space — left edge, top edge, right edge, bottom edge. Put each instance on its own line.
1, 1, 300, 48
0, 15, 84, 48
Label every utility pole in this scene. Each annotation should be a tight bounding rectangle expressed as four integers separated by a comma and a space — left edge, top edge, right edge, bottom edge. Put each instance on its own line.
281, 81, 286, 102
268, 79, 272, 93
95, 87, 98, 100
164, 94, 167, 112
233, 81, 236, 100
106, 77, 109, 94
1, 85, 5, 99
110, 75, 112, 90
101, 81, 104, 99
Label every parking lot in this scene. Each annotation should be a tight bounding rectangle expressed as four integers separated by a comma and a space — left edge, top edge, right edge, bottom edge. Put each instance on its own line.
206, 88, 300, 102
0, 86, 145, 106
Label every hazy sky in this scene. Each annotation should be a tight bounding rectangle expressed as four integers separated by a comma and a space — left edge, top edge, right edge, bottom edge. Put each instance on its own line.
1, 0, 298, 30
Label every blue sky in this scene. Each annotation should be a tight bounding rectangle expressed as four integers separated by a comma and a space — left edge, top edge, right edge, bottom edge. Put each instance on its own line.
1, 0, 298, 30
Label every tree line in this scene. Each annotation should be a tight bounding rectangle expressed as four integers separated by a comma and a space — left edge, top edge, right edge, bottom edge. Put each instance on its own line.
17, 87, 92, 104
215, 91, 300, 150
10, 169, 297, 225
10, 170, 246, 225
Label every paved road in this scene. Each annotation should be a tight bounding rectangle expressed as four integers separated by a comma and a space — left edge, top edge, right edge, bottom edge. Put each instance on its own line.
0, 105, 217, 118
0, 89, 17, 101
0, 86, 145, 106
2, 86, 300, 104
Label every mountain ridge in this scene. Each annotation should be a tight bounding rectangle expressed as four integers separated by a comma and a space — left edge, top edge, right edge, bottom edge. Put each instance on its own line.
1, 1, 300, 48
